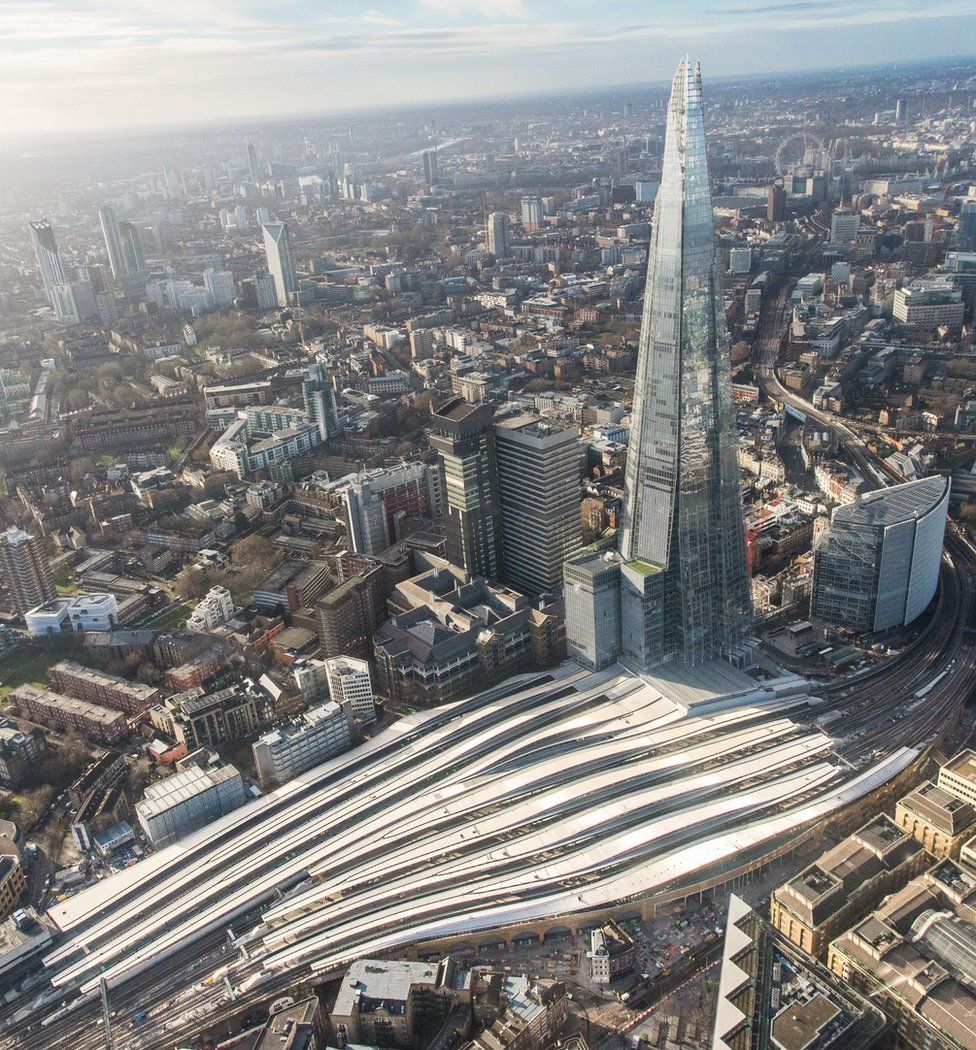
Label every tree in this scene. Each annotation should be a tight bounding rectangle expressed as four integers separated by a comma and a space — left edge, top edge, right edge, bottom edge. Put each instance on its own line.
175, 565, 219, 601
231, 534, 275, 569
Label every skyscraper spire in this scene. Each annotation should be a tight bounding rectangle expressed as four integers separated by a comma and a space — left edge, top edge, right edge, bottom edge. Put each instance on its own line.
617, 58, 751, 667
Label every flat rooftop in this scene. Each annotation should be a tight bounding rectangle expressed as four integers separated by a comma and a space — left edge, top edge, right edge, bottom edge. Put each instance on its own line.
944, 750, 976, 787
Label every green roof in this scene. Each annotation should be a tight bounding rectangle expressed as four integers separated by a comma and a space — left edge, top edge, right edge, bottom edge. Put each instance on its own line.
627, 559, 661, 576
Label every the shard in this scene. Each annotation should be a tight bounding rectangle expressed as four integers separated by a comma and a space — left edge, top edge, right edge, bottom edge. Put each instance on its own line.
566, 60, 751, 672
619, 59, 751, 667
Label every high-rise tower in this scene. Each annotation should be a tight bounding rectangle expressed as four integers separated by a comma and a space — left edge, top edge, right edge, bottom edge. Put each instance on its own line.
262, 223, 297, 308
565, 60, 751, 671
303, 360, 341, 442
99, 206, 127, 280
0, 527, 56, 617
429, 398, 503, 581
28, 220, 66, 306
618, 59, 751, 667
486, 211, 511, 260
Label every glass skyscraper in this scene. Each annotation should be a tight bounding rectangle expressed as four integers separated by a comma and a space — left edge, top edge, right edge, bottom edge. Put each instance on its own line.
565, 60, 751, 670
619, 59, 751, 667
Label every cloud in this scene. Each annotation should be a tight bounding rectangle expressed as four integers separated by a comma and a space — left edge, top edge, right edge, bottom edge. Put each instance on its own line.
0, 0, 973, 140
417, 0, 531, 17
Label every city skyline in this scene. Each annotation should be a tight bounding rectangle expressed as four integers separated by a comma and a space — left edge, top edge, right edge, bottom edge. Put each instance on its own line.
2, 1, 975, 142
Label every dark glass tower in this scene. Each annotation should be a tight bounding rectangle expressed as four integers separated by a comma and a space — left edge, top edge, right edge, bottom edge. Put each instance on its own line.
618, 60, 751, 667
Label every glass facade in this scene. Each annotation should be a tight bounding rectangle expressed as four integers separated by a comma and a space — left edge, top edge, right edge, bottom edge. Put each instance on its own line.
619, 60, 751, 667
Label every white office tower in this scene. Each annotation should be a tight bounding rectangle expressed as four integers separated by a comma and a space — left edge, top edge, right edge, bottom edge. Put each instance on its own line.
486, 211, 511, 259
203, 269, 236, 308
324, 656, 375, 723
234, 205, 249, 229
810, 475, 950, 634
98, 206, 127, 280
302, 360, 341, 441
28, 219, 66, 306
252, 701, 353, 789
494, 413, 582, 595
262, 222, 297, 307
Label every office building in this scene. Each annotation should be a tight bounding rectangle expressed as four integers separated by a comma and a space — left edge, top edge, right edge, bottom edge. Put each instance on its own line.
118, 220, 145, 273
136, 761, 247, 847
324, 656, 375, 723
486, 211, 511, 259
239, 997, 323, 1049
895, 97, 907, 123
520, 195, 544, 229
958, 201, 976, 253
302, 360, 341, 442
422, 148, 438, 186
588, 921, 636, 984
0, 858, 26, 923
252, 701, 353, 789
937, 749, 976, 810
893, 277, 966, 329
810, 476, 949, 634
374, 565, 564, 706
494, 413, 582, 595
830, 208, 860, 244
28, 219, 66, 307
98, 206, 128, 280
292, 658, 331, 705
262, 222, 297, 307
770, 814, 927, 960
616, 59, 751, 669
767, 180, 786, 222
827, 859, 976, 1050
895, 779, 976, 861
429, 398, 503, 581
246, 140, 260, 181
0, 526, 56, 616
333, 959, 456, 1049
564, 549, 623, 670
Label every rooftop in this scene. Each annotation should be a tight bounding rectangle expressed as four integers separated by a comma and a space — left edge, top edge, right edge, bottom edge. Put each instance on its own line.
833, 475, 949, 530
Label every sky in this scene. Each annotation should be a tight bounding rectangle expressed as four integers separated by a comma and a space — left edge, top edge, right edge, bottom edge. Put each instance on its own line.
2, 0, 976, 142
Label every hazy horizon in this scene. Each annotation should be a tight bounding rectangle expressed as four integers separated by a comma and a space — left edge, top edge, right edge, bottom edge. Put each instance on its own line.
3, 0, 976, 144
